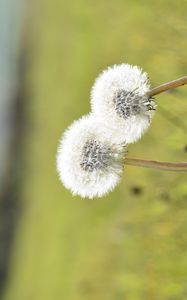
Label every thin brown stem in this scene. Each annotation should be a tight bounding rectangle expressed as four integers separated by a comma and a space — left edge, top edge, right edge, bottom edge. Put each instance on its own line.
126, 158, 187, 172
148, 76, 187, 97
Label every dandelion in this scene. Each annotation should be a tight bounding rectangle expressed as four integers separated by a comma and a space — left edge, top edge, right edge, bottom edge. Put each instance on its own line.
56, 114, 126, 199
91, 64, 156, 144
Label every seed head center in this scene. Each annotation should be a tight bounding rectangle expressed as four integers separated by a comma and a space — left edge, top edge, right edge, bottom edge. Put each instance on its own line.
80, 140, 111, 172
113, 89, 143, 118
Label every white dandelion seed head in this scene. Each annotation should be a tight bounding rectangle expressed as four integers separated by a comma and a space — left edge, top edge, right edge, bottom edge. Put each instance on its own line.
57, 114, 126, 199
91, 64, 156, 144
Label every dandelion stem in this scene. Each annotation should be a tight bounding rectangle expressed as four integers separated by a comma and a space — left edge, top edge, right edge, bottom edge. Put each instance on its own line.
148, 76, 187, 97
126, 158, 187, 172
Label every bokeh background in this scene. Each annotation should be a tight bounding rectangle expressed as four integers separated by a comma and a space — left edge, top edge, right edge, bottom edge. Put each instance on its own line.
0, 0, 187, 299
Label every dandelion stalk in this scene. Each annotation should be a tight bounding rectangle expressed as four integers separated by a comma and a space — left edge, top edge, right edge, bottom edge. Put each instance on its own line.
148, 76, 187, 97
126, 158, 187, 172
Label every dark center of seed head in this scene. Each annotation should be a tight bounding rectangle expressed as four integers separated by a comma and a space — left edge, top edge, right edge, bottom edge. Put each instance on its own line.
80, 140, 111, 172
113, 89, 142, 118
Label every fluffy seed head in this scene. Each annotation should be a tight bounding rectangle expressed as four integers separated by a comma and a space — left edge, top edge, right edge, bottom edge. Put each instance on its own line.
57, 114, 126, 199
91, 64, 156, 144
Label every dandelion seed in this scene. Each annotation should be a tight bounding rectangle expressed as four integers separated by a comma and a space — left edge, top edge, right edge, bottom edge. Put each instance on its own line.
57, 114, 126, 199
91, 64, 156, 143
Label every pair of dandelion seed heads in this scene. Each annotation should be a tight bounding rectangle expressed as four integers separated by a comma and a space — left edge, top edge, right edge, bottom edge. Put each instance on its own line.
57, 64, 157, 198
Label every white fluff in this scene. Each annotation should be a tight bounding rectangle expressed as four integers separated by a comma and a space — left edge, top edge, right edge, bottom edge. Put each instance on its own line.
57, 114, 126, 199
91, 64, 156, 144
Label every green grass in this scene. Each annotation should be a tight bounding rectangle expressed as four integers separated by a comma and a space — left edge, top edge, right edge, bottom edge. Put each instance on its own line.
4, 0, 187, 299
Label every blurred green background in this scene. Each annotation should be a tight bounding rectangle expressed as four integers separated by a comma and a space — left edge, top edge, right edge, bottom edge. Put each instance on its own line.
1, 0, 187, 299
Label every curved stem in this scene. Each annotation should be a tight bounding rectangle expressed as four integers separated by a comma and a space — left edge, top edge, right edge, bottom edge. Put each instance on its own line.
126, 158, 187, 172
148, 76, 187, 97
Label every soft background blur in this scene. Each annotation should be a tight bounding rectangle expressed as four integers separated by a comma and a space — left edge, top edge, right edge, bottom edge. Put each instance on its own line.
0, 0, 187, 299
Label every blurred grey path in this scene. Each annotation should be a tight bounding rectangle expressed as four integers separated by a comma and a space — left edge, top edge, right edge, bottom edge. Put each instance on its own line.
0, 0, 25, 296
0, 0, 24, 189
